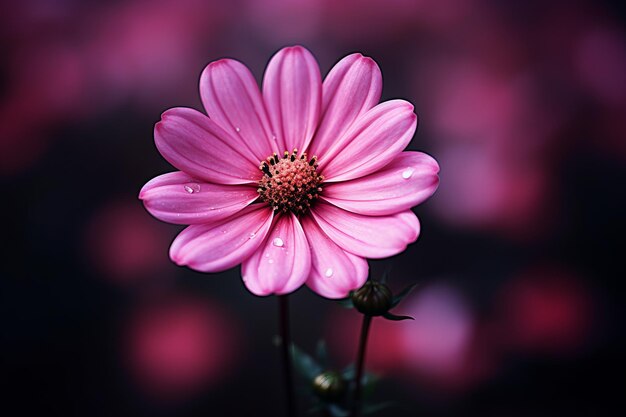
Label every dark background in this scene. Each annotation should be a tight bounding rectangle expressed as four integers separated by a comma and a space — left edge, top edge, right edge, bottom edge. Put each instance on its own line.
1, 0, 624, 416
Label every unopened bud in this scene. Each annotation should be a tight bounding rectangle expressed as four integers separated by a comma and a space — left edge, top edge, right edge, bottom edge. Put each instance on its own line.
351, 281, 393, 316
312, 370, 346, 402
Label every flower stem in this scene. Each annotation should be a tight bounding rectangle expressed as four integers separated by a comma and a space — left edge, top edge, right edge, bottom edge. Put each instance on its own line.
351, 314, 372, 417
278, 295, 297, 417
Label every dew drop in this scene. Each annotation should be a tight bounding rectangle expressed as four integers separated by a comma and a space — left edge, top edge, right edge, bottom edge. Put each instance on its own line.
271, 133, 277, 141
401, 168, 414, 179
273, 237, 284, 247
268, 259, 274, 264
183, 183, 201, 193
249, 232, 257, 239
324, 268, 334, 278
235, 127, 241, 133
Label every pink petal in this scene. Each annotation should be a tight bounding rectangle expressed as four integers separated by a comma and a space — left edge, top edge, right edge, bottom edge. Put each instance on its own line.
170, 205, 273, 272
322, 152, 440, 215
309, 202, 420, 258
200, 59, 275, 161
300, 215, 368, 299
139, 171, 259, 225
242, 213, 311, 296
319, 100, 418, 182
262, 46, 322, 154
308, 53, 382, 158
155, 107, 260, 185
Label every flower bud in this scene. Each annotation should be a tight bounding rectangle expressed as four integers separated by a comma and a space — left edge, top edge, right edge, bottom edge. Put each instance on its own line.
312, 371, 346, 402
351, 281, 393, 316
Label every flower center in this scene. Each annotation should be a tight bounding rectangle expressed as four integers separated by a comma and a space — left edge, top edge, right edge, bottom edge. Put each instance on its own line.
257, 149, 323, 215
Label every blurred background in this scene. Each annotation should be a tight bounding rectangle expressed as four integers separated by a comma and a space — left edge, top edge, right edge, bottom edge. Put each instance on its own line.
1, 0, 624, 416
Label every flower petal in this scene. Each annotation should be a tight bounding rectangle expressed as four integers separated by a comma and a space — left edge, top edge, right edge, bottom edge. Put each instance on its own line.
319, 100, 418, 182
139, 171, 259, 224
242, 213, 311, 296
200, 59, 274, 161
300, 215, 368, 299
155, 107, 260, 184
263, 46, 322, 154
170, 204, 273, 272
309, 53, 382, 158
321, 152, 440, 215
309, 202, 420, 258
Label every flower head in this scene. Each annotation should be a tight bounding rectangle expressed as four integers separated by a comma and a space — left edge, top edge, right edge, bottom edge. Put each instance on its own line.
312, 370, 347, 402
139, 46, 439, 298
351, 281, 393, 316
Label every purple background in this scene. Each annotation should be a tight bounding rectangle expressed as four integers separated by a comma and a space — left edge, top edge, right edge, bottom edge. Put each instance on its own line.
2, 0, 624, 416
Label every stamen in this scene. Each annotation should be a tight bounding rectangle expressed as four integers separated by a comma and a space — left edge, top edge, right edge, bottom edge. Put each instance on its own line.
260, 162, 272, 177
257, 150, 324, 215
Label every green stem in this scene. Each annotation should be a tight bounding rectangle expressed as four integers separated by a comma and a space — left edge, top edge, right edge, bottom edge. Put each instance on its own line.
351, 314, 372, 417
279, 295, 297, 417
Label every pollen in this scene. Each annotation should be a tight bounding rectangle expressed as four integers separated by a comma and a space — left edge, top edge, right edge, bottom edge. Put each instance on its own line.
257, 149, 323, 215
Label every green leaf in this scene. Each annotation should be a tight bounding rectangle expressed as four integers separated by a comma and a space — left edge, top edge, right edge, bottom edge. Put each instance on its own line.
291, 344, 322, 380
390, 282, 419, 308
337, 297, 354, 309
361, 372, 379, 399
316, 340, 328, 368
382, 312, 414, 321
341, 363, 355, 380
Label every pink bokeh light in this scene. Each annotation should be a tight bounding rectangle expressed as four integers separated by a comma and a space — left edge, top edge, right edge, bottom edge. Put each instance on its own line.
326, 306, 408, 374
495, 266, 595, 355
575, 28, 626, 106
0, 0, 227, 175
401, 285, 475, 380
416, 59, 562, 238
84, 200, 173, 284
327, 283, 493, 391
124, 295, 241, 399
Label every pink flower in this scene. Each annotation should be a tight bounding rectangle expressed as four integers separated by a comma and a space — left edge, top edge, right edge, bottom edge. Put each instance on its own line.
140, 46, 439, 298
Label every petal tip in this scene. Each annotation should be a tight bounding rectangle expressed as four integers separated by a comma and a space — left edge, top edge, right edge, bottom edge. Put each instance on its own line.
159, 107, 179, 120
285, 44, 307, 53
169, 253, 184, 266
204, 58, 240, 72
357, 54, 377, 67
278, 45, 315, 60
154, 120, 164, 133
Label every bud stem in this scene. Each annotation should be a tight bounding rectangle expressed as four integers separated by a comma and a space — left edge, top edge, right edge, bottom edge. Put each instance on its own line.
351, 314, 372, 417
278, 295, 297, 417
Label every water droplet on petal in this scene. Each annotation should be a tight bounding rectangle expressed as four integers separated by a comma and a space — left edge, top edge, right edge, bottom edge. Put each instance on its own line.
235, 127, 241, 133
401, 168, 414, 179
183, 183, 201, 193
272, 133, 277, 141
249, 232, 257, 239
324, 268, 334, 277
268, 259, 274, 264
273, 237, 284, 247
